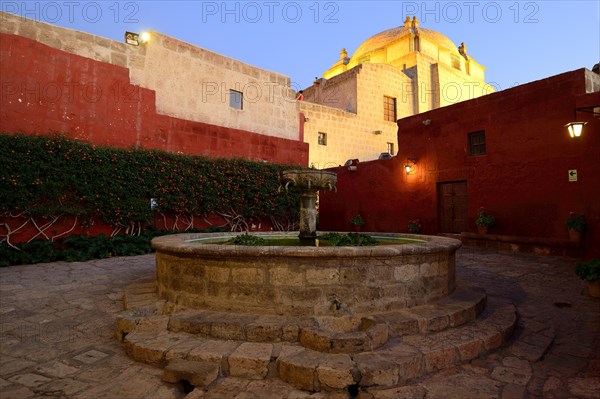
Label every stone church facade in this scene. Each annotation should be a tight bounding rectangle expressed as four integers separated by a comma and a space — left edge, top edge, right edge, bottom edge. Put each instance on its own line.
302, 16, 492, 168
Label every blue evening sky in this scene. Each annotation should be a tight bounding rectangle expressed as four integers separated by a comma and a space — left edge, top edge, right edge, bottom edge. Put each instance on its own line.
3, 1, 599, 90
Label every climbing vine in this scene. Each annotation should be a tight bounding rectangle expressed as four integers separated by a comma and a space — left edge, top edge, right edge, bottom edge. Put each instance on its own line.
0, 133, 301, 243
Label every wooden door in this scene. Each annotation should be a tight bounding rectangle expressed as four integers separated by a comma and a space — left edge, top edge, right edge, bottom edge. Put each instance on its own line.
438, 181, 468, 233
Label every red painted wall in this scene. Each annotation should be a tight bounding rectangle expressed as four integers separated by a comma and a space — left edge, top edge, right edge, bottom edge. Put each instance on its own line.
320, 69, 600, 258
0, 33, 308, 165
1, 213, 275, 245
0, 33, 307, 243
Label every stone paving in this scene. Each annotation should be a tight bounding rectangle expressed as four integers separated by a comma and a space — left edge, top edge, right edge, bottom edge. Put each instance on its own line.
0, 246, 599, 398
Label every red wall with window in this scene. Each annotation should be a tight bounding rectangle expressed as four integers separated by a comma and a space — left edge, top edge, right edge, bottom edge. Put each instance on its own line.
320, 69, 600, 258
0, 33, 308, 165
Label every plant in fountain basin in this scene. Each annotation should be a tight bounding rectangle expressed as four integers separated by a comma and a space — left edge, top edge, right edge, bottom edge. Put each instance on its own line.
318, 232, 377, 246
227, 233, 266, 246
476, 208, 495, 234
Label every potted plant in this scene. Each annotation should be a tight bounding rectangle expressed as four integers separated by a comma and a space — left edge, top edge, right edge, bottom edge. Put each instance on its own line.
575, 259, 600, 298
476, 208, 495, 234
408, 218, 422, 234
350, 214, 365, 232
566, 212, 586, 241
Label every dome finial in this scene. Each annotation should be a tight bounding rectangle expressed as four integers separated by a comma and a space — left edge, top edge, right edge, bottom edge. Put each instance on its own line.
340, 47, 348, 60
412, 16, 419, 29
458, 42, 469, 60
340, 48, 350, 65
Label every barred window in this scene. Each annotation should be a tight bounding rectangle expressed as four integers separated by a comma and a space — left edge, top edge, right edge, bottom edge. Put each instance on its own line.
383, 96, 397, 122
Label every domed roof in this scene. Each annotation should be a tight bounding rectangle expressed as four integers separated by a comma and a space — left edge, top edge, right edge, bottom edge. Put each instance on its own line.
350, 19, 458, 62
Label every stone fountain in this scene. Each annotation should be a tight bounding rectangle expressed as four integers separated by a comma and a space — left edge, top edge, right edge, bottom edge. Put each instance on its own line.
280, 169, 337, 242
116, 169, 516, 395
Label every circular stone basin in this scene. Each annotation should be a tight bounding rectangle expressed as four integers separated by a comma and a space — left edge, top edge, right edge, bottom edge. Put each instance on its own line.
188, 234, 426, 246
152, 232, 462, 317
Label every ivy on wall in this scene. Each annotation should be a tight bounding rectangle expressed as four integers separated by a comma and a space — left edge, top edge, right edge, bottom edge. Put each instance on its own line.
0, 133, 301, 238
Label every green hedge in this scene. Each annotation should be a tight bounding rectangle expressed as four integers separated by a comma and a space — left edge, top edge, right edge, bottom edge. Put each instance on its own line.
0, 226, 227, 266
0, 133, 301, 228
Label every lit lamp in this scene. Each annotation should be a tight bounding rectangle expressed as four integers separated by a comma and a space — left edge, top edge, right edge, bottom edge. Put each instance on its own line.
405, 158, 417, 175
125, 31, 150, 46
564, 121, 587, 138
140, 32, 151, 43
125, 31, 140, 46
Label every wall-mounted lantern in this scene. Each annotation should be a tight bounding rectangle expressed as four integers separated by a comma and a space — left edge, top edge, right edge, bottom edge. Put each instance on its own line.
564, 121, 587, 138
405, 158, 417, 175
566, 103, 599, 138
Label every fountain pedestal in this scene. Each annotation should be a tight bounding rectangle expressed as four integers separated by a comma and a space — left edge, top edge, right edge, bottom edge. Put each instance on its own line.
281, 169, 337, 241
299, 192, 318, 240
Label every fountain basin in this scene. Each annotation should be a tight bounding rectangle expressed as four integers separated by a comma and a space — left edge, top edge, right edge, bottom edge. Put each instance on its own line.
152, 232, 461, 317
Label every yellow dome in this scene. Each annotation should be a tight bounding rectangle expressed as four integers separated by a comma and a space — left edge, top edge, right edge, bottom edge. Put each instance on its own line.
322, 16, 482, 82
350, 23, 457, 63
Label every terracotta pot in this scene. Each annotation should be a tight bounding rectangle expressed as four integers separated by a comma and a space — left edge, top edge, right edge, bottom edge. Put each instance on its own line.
587, 280, 600, 298
568, 228, 582, 241
477, 225, 488, 235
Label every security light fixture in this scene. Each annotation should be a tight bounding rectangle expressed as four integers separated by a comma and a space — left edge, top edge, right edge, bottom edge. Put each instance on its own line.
125, 31, 150, 46
345, 159, 359, 172
125, 31, 140, 46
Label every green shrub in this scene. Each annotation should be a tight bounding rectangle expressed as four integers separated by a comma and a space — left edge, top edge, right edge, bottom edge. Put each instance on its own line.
0, 227, 230, 266
0, 240, 59, 266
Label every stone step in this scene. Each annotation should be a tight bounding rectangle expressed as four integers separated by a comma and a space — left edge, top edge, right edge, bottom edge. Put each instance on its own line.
163, 359, 219, 387
277, 298, 516, 391
167, 310, 313, 343
160, 283, 486, 354
122, 297, 515, 392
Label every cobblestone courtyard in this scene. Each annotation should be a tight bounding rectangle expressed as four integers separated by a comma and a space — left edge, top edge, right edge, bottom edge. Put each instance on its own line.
1, 247, 599, 398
